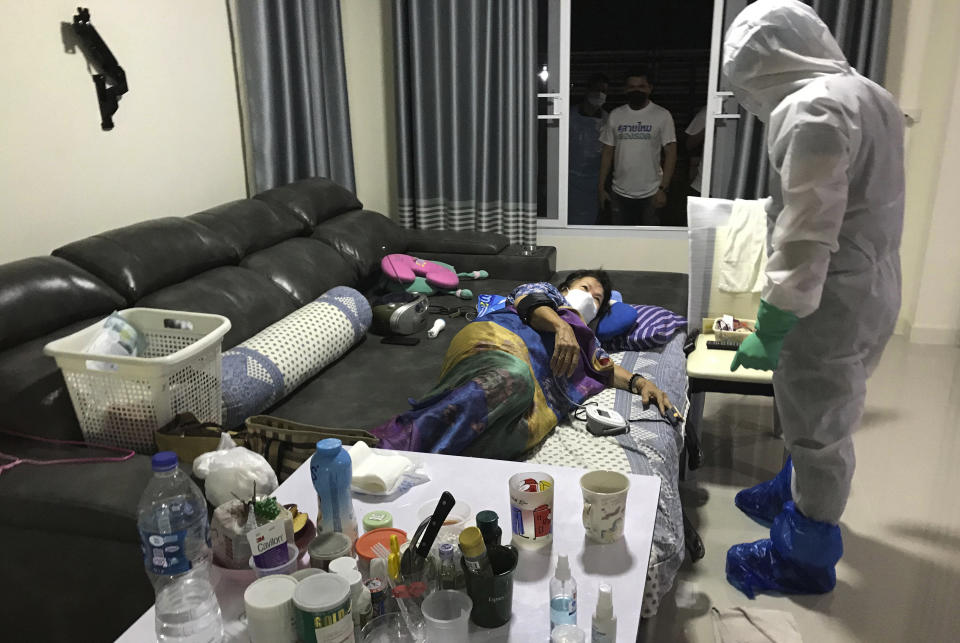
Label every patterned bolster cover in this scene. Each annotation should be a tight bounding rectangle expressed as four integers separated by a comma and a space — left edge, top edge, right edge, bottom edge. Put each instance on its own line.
221, 286, 372, 428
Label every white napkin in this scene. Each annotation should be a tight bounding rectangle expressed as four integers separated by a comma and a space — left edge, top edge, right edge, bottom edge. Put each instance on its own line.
718, 198, 768, 294
348, 441, 412, 494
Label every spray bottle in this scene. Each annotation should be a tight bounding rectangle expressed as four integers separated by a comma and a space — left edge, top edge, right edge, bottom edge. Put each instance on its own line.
591, 583, 616, 642
550, 554, 577, 631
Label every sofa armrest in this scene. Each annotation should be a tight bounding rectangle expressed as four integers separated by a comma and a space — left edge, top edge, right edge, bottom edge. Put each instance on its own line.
404, 229, 509, 255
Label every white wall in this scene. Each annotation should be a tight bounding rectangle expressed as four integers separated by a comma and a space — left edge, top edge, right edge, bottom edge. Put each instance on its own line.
886, 0, 960, 344
340, 0, 398, 217
539, 229, 688, 273
0, 1, 246, 263
909, 50, 960, 344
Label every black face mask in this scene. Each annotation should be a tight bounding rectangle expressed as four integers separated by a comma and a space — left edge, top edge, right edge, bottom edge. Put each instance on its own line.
626, 91, 649, 108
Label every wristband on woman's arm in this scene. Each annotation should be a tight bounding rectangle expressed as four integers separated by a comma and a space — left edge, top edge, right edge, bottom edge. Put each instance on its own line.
628, 373, 642, 394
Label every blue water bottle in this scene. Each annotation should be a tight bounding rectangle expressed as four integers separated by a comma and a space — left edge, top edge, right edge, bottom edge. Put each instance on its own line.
310, 439, 358, 543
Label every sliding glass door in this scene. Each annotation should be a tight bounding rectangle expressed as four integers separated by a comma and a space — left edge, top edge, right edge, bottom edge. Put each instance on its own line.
536, 0, 729, 229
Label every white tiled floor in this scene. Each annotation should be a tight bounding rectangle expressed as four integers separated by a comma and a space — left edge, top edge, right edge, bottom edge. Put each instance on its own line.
642, 337, 960, 642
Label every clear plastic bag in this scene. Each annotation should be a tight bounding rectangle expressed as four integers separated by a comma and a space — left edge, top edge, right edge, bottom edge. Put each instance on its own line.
348, 442, 430, 498
193, 433, 278, 507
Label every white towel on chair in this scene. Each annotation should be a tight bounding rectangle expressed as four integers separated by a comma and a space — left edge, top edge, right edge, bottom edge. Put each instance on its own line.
718, 199, 768, 293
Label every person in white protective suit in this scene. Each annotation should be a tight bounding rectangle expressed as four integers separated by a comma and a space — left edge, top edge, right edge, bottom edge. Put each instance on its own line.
722, 0, 904, 597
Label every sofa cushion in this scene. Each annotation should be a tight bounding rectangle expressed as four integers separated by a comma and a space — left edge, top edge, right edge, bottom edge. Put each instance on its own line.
0, 318, 107, 441
404, 229, 510, 255
188, 199, 308, 258
255, 177, 364, 228
269, 278, 525, 429
53, 218, 238, 302
0, 437, 154, 542
0, 257, 126, 352
241, 238, 359, 306
415, 244, 557, 282
311, 210, 407, 285
0, 524, 152, 643
136, 267, 298, 349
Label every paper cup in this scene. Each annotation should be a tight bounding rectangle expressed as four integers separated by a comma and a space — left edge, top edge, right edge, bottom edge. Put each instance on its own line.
509, 472, 554, 549
580, 470, 630, 543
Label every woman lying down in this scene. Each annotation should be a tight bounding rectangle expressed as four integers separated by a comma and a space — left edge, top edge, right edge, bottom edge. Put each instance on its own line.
371, 269, 674, 460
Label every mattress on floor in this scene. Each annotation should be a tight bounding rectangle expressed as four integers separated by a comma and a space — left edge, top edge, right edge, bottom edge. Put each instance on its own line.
524, 330, 688, 618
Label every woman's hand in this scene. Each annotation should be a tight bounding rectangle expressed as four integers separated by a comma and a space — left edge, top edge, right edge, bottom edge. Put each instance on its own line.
551, 321, 579, 378
633, 378, 672, 414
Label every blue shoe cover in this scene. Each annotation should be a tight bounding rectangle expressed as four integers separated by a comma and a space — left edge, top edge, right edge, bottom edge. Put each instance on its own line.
734, 456, 792, 524
726, 501, 841, 598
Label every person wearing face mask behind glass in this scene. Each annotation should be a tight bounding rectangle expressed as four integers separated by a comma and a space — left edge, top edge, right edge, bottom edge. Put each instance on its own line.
598, 68, 677, 226
568, 73, 610, 225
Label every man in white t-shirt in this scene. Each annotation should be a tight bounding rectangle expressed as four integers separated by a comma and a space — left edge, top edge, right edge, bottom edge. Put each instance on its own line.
598, 68, 677, 226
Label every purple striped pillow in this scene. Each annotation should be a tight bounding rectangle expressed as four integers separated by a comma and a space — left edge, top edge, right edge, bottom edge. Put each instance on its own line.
602, 304, 687, 352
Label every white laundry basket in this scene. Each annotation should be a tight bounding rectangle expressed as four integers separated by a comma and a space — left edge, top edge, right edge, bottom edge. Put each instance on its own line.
44, 308, 232, 453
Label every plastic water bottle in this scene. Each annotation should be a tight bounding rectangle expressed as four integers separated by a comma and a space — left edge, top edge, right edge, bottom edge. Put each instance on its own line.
137, 451, 223, 643
310, 438, 358, 542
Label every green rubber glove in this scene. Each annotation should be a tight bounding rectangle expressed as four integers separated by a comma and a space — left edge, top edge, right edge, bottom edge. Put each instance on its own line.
730, 300, 799, 372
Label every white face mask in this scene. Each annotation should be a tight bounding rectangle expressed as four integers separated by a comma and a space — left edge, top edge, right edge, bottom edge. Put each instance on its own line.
586, 91, 606, 108
564, 288, 599, 324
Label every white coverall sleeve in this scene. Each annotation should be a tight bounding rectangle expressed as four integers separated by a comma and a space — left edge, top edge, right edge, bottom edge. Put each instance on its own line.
763, 118, 850, 318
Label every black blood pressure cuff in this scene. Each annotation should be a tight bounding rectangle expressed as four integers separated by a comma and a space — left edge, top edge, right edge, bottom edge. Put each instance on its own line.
516, 292, 558, 324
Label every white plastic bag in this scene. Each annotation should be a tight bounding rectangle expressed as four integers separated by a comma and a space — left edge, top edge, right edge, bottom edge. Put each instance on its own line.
193, 433, 278, 507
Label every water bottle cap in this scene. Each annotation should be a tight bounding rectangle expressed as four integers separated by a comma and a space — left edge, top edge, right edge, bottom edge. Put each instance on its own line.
151, 451, 178, 472
315, 438, 343, 456
439, 543, 454, 559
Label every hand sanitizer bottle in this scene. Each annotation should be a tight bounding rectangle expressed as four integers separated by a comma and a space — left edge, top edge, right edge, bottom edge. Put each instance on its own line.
550, 554, 577, 631
591, 583, 617, 642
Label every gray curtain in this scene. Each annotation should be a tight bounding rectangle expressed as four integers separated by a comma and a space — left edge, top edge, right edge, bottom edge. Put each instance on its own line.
393, 0, 538, 245
717, 0, 893, 200
229, 0, 355, 194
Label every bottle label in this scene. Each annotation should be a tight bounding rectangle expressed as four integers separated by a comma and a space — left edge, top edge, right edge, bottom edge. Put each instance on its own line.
247, 520, 289, 568
592, 624, 614, 642
294, 594, 353, 643
139, 528, 190, 575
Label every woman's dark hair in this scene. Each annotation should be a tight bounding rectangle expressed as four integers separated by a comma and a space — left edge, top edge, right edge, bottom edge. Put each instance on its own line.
558, 269, 613, 321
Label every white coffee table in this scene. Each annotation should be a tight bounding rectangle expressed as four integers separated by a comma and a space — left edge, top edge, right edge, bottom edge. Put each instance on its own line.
118, 451, 660, 642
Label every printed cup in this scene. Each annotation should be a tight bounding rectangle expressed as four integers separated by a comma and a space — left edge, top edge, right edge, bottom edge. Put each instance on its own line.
509, 472, 554, 549
580, 470, 630, 543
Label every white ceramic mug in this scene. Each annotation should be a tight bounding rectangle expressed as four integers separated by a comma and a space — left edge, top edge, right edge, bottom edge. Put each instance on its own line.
580, 470, 630, 543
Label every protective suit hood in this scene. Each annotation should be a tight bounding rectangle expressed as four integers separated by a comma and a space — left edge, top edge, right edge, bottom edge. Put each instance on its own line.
722, 0, 850, 121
